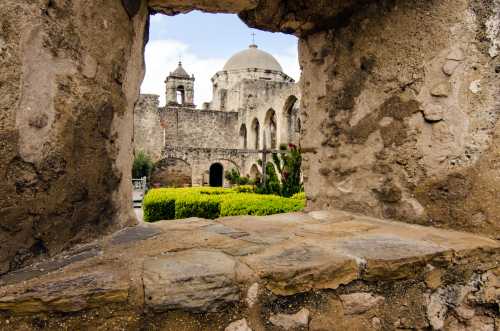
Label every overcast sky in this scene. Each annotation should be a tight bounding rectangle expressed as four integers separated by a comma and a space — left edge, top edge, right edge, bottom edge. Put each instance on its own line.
140, 11, 300, 107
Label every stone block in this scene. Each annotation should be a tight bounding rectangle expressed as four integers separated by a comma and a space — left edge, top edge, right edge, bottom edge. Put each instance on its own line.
143, 249, 239, 312
269, 308, 310, 330
340, 292, 385, 315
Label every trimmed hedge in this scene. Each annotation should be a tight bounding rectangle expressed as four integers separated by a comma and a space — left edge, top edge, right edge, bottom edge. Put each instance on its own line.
220, 193, 304, 217
142, 187, 305, 222
291, 191, 306, 200
175, 194, 222, 219
231, 185, 255, 193
142, 189, 176, 222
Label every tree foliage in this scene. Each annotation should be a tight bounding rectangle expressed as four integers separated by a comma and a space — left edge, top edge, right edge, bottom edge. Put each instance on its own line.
132, 150, 154, 179
224, 168, 253, 185
273, 144, 303, 197
256, 144, 303, 197
255, 161, 281, 195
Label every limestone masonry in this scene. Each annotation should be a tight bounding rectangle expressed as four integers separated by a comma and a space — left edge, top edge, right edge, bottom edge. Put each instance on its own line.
0, 211, 499, 330
0, 0, 499, 330
134, 45, 301, 187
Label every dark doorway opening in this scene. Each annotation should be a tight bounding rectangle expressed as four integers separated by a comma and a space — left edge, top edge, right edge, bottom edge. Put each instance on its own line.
209, 163, 224, 187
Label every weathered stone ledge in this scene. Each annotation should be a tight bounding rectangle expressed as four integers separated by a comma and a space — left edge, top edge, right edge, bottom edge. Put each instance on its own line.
0, 210, 498, 330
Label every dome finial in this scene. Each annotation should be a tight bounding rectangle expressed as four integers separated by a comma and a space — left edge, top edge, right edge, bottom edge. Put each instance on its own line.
250, 32, 258, 48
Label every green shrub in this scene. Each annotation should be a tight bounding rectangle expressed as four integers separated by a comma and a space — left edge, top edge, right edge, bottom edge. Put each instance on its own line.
142, 187, 305, 222
225, 168, 254, 186
142, 189, 176, 222
232, 185, 255, 193
272, 144, 303, 197
175, 194, 222, 219
291, 191, 306, 201
220, 193, 305, 217
255, 162, 281, 195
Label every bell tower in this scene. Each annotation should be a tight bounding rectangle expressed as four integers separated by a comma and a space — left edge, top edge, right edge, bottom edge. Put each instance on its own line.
165, 62, 195, 107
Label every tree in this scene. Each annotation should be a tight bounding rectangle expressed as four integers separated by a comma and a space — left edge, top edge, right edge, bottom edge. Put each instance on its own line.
132, 150, 154, 179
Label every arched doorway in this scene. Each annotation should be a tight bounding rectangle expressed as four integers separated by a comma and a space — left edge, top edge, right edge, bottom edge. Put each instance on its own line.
209, 163, 224, 187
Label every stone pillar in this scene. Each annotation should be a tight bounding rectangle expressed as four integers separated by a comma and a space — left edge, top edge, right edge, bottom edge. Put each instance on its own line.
0, 0, 148, 273
134, 95, 164, 161
300, 0, 500, 236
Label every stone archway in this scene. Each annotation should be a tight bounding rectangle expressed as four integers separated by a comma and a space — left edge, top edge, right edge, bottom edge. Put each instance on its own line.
249, 163, 261, 182
209, 163, 224, 187
2, 0, 499, 278
2, 1, 500, 329
151, 157, 192, 188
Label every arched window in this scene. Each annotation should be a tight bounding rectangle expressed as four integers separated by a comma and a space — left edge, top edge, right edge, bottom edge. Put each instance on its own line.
283, 96, 299, 144
239, 124, 247, 149
251, 118, 260, 150
219, 89, 228, 110
265, 109, 277, 149
176, 85, 185, 104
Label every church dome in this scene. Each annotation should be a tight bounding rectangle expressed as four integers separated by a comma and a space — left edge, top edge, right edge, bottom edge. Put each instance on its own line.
223, 44, 283, 72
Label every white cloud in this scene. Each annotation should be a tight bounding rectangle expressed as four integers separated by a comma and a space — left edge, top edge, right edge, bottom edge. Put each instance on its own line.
141, 39, 226, 107
141, 39, 301, 107
275, 45, 301, 82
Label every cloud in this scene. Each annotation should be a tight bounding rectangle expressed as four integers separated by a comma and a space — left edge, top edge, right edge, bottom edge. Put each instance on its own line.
274, 45, 301, 82
140, 39, 226, 107
141, 39, 301, 107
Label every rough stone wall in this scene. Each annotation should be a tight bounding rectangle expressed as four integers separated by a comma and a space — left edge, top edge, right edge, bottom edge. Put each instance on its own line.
161, 107, 240, 149
300, 0, 500, 237
161, 147, 258, 186
133, 94, 164, 161
0, 0, 147, 274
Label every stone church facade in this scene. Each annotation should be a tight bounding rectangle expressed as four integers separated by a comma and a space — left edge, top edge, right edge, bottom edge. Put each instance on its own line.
134, 44, 301, 187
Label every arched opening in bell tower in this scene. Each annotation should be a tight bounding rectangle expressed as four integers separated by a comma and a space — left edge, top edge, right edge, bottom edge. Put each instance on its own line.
176, 85, 185, 105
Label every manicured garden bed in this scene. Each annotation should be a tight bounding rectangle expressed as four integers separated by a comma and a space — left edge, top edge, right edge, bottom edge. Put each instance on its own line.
142, 186, 306, 222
